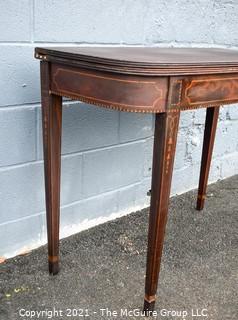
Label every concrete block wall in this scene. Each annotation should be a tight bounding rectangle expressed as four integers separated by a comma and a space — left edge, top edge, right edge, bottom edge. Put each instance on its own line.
0, 0, 238, 258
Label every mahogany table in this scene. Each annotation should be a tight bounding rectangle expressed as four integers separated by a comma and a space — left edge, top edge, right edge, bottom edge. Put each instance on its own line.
35, 47, 238, 313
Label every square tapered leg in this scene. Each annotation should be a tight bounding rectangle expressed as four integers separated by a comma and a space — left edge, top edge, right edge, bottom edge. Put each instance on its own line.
196, 106, 219, 210
144, 111, 180, 312
41, 61, 62, 275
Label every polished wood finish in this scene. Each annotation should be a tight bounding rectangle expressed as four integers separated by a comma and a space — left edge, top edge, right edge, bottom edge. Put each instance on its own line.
36, 47, 238, 311
41, 61, 62, 275
36, 47, 238, 75
50, 63, 168, 113
178, 74, 238, 108
196, 106, 220, 210
144, 111, 180, 312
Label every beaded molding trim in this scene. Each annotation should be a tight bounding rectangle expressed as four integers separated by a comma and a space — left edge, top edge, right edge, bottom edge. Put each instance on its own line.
50, 90, 234, 113
50, 90, 165, 113
179, 104, 215, 111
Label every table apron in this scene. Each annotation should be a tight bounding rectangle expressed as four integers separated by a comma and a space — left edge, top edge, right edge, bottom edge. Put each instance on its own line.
169, 73, 238, 110
50, 63, 168, 113
50, 64, 238, 112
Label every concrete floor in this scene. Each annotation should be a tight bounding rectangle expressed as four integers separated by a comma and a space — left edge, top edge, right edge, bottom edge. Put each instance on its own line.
0, 176, 237, 320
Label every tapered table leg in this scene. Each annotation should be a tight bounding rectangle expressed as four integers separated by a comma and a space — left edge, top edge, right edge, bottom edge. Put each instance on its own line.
40, 62, 62, 275
144, 111, 180, 313
196, 106, 220, 211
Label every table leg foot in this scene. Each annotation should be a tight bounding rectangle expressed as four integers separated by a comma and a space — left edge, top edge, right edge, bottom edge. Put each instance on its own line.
144, 111, 180, 317
143, 299, 155, 315
49, 260, 59, 275
196, 195, 205, 211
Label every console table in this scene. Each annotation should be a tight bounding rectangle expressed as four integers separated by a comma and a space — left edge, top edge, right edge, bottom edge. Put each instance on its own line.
35, 47, 238, 313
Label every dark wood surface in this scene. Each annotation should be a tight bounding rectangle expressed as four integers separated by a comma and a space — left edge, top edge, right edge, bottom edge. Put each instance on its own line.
36, 47, 238, 113
197, 106, 220, 210
144, 111, 180, 312
35, 47, 238, 75
36, 46, 238, 313
35, 46, 238, 66
40, 62, 62, 275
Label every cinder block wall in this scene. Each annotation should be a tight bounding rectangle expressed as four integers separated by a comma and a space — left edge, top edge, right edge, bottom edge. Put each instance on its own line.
1, 0, 238, 258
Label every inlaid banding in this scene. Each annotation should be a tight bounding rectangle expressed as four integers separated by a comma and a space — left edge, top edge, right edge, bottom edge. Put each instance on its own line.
48, 255, 59, 263
144, 294, 156, 303
51, 64, 167, 113
185, 77, 238, 105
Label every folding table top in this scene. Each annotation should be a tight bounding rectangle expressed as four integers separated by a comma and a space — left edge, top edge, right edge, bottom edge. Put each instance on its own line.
35, 47, 238, 75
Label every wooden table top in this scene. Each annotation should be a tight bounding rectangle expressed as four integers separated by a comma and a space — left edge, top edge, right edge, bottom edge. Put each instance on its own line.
35, 47, 238, 75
